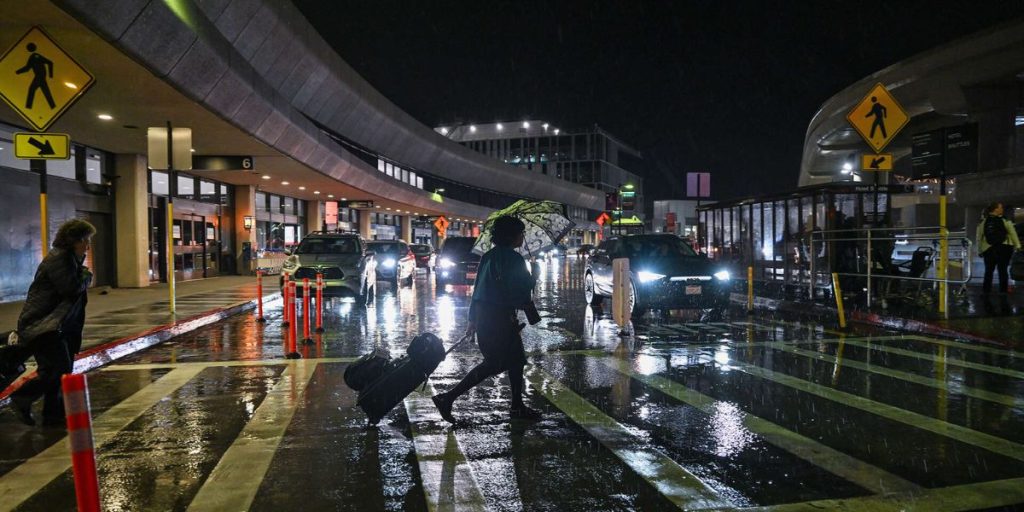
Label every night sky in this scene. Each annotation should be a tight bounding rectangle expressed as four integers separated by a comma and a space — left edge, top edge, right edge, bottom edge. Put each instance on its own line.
295, 1, 1023, 203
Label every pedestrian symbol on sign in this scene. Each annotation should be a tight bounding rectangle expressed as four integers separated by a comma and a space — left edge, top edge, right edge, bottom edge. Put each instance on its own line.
16, 43, 55, 110
866, 96, 887, 140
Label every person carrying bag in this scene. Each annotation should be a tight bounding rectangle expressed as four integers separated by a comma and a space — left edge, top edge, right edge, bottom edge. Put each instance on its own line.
976, 202, 1022, 294
9, 219, 95, 427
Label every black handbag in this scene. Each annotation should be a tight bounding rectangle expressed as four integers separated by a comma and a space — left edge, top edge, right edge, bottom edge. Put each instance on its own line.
18, 297, 77, 344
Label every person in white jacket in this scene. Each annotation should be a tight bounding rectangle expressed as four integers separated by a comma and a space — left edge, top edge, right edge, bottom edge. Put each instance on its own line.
976, 202, 1022, 294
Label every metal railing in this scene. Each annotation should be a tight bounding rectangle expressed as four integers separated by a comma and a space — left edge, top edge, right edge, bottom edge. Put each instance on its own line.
808, 226, 973, 316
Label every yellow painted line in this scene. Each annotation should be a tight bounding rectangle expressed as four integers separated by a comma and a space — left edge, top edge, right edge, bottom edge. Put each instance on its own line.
528, 368, 730, 510
747, 476, 1024, 512
728, 362, 1024, 462
800, 338, 1024, 381
602, 357, 920, 494
0, 366, 204, 508
767, 342, 1021, 408
188, 360, 319, 511
866, 334, 1024, 360
102, 357, 358, 371
404, 385, 487, 512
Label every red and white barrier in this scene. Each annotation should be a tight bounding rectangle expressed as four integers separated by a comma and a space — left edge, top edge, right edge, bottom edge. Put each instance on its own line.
302, 278, 313, 344
315, 273, 325, 334
62, 373, 101, 512
255, 270, 266, 323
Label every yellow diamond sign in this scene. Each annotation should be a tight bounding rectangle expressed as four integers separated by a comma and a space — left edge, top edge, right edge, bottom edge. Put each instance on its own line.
0, 27, 95, 132
846, 83, 908, 153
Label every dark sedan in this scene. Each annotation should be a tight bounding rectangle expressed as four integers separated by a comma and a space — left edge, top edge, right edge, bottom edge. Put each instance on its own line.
584, 234, 732, 318
410, 244, 436, 272
435, 236, 480, 287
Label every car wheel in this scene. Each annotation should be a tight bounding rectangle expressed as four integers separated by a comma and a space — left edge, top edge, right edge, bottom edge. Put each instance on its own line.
628, 278, 646, 318
584, 272, 602, 306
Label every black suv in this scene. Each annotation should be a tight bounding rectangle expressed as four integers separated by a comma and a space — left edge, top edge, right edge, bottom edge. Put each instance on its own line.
435, 237, 480, 287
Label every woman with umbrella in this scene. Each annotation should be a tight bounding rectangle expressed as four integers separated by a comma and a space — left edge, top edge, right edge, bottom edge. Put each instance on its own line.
432, 216, 542, 422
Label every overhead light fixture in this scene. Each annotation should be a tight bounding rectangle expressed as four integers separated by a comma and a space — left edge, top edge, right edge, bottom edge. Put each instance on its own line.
469, 125, 477, 132
440, 127, 449, 135
523, 121, 530, 129
496, 123, 504, 131
543, 123, 549, 130
97, 114, 113, 121
553, 128, 560, 135
327, 194, 334, 198
313, 190, 320, 195
281, 181, 290, 185
341, 197, 348, 201
298, 186, 306, 190
190, 148, 195, 153
261, 175, 271, 180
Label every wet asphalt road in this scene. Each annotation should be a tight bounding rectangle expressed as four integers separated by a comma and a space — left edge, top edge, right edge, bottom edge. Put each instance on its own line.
2, 257, 1024, 511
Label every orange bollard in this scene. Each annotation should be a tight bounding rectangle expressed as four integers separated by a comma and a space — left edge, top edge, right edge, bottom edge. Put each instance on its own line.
315, 273, 325, 333
302, 278, 313, 345
287, 280, 301, 359
62, 374, 101, 512
255, 270, 266, 323
281, 273, 291, 327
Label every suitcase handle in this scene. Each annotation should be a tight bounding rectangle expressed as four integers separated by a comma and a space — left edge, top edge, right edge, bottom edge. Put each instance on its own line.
444, 332, 474, 356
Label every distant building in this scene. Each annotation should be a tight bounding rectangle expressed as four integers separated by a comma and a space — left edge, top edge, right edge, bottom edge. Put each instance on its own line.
652, 200, 700, 240
437, 121, 646, 234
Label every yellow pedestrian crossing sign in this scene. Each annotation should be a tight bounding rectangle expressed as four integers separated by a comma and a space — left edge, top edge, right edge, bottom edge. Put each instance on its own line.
861, 153, 893, 171
846, 83, 908, 153
0, 27, 95, 132
14, 132, 70, 159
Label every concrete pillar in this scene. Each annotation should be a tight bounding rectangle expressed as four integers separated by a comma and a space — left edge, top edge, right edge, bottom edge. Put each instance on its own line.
234, 185, 257, 275
400, 215, 412, 243
359, 210, 372, 239
306, 200, 323, 234
114, 154, 150, 288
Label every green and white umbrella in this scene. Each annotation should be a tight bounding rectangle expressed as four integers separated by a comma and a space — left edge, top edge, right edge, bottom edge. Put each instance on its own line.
472, 200, 575, 256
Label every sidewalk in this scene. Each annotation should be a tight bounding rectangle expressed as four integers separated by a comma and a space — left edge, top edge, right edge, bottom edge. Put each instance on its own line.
1, 275, 279, 403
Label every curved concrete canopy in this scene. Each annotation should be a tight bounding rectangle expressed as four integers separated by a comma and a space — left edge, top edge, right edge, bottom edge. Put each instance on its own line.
53, 0, 604, 218
799, 20, 1024, 187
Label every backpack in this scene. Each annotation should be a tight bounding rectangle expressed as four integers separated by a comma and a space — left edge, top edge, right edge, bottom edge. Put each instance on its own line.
984, 216, 1007, 247
343, 348, 391, 392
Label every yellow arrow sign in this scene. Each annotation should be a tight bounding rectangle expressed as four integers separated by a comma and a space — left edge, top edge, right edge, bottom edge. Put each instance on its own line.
0, 27, 95, 132
14, 132, 70, 159
861, 153, 893, 171
846, 83, 908, 153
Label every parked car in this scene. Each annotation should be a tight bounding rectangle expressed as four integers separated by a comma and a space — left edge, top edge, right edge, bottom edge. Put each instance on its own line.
435, 236, 480, 287
584, 234, 732, 318
576, 244, 595, 258
280, 232, 376, 303
366, 240, 417, 287
410, 244, 436, 272
538, 243, 568, 261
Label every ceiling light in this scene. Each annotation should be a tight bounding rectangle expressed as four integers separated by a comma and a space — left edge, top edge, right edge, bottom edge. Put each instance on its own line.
553, 128, 560, 135
523, 121, 530, 129
440, 127, 449, 135
313, 190, 320, 195
341, 197, 348, 201
189, 148, 195, 153
496, 123, 503, 131
97, 114, 113, 121
386, 207, 392, 210
543, 123, 549, 130
261, 175, 271, 180
327, 194, 334, 198
469, 125, 477, 132
298, 186, 306, 190
64, 82, 78, 89
281, 181, 290, 185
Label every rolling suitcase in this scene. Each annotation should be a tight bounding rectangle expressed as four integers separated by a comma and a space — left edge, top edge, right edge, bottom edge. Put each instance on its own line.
353, 332, 468, 425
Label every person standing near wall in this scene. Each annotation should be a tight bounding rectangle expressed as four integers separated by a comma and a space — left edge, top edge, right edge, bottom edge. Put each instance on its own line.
9, 219, 95, 427
976, 202, 1021, 294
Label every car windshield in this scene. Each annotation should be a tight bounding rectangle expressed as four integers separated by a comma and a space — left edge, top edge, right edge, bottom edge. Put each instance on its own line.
441, 237, 476, 255
368, 242, 403, 254
410, 245, 432, 255
622, 236, 697, 258
295, 237, 360, 254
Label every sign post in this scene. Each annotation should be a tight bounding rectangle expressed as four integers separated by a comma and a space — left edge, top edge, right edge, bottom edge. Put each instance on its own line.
0, 27, 94, 259
148, 125, 193, 315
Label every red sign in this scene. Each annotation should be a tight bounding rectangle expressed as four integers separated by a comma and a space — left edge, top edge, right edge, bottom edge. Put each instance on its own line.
325, 201, 338, 225
665, 212, 676, 231
596, 212, 611, 226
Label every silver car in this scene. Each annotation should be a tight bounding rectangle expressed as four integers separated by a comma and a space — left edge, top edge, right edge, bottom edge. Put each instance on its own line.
280, 233, 376, 303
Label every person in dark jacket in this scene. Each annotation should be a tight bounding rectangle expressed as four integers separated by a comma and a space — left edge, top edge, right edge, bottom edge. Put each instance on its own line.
10, 219, 95, 426
432, 216, 541, 422
976, 202, 1022, 294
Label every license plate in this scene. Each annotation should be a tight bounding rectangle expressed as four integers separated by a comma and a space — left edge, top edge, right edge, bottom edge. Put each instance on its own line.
466, 272, 477, 280
685, 285, 702, 295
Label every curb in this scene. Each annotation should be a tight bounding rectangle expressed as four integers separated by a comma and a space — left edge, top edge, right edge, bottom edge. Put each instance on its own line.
0, 293, 281, 408
729, 292, 1005, 346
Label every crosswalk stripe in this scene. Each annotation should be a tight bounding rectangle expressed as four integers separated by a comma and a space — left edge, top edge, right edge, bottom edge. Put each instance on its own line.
865, 334, 1024, 360
729, 362, 1024, 462
663, 324, 700, 335
187, 360, 318, 511
0, 366, 204, 508
404, 385, 487, 512
749, 476, 1024, 512
102, 357, 359, 371
766, 342, 1021, 408
799, 339, 1024, 381
602, 357, 920, 494
686, 323, 727, 333
527, 368, 730, 510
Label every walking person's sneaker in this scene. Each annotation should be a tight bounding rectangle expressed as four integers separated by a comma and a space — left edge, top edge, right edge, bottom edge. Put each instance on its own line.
432, 392, 457, 423
510, 404, 542, 420
11, 396, 35, 426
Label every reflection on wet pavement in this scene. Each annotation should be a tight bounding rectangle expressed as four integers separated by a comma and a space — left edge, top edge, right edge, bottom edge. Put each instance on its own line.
2, 259, 1024, 510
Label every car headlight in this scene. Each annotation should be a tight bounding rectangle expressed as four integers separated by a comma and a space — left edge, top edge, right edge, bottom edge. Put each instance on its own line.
382, 258, 396, 268
439, 258, 455, 268
637, 271, 666, 283
714, 270, 731, 281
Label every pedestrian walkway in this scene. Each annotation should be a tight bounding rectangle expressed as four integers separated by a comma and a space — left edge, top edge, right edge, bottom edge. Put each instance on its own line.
1, 275, 277, 405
